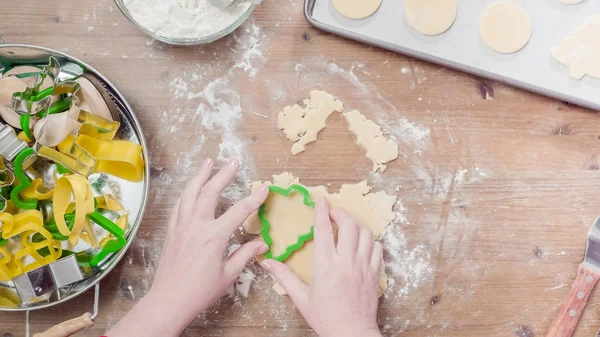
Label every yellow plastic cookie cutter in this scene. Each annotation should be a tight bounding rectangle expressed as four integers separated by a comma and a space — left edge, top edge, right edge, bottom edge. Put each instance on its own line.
35, 110, 121, 176
0, 210, 62, 279
58, 133, 144, 182
53, 175, 95, 245
21, 177, 53, 200
0, 246, 12, 282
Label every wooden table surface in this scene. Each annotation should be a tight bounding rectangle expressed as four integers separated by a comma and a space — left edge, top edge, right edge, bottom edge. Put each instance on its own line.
2, 1, 600, 336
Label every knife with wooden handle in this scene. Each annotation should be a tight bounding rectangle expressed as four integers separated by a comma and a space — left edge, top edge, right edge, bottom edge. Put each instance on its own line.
546, 216, 600, 337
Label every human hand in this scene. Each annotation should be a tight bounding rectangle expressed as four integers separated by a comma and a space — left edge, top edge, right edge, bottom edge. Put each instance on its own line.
107, 158, 269, 337
260, 200, 383, 337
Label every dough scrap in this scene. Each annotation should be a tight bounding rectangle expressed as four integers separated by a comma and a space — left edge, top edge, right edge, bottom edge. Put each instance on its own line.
343, 109, 399, 172
404, 0, 457, 36
480, 1, 532, 54
332, 0, 382, 20
244, 172, 397, 296
277, 90, 343, 155
552, 14, 600, 80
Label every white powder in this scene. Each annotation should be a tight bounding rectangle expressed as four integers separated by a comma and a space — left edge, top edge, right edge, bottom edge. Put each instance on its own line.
164, 21, 267, 201
382, 223, 432, 297
124, 0, 251, 39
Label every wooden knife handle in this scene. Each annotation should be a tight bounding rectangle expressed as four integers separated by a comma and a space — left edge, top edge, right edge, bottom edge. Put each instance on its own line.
33, 313, 94, 337
546, 264, 600, 337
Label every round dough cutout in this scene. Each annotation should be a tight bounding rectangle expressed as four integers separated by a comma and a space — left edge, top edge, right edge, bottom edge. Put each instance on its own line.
404, 0, 457, 36
332, 0, 382, 20
560, 0, 585, 4
480, 1, 532, 54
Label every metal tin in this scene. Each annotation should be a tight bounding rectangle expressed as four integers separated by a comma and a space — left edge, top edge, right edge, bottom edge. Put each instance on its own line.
0, 44, 150, 312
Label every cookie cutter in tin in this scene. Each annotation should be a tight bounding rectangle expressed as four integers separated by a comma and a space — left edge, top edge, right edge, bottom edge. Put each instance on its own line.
0, 44, 149, 337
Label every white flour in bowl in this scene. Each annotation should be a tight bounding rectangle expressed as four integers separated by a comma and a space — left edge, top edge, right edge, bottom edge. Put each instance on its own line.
123, 0, 251, 40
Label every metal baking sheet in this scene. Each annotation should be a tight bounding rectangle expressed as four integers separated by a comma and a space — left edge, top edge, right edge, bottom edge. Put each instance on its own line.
305, 0, 600, 111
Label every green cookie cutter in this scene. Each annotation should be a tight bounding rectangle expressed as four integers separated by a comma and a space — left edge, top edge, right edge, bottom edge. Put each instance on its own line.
10, 148, 38, 210
258, 184, 316, 262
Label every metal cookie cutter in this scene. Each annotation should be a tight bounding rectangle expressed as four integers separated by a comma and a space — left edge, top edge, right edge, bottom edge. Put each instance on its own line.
10, 57, 60, 117
15, 249, 101, 337
12, 255, 88, 302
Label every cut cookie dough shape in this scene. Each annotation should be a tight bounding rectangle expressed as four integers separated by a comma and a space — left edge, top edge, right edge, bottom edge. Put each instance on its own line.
244, 172, 396, 296
332, 0, 382, 20
404, 0, 457, 36
277, 90, 343, 155
343, 109, 398, 172
480, 1, 532, 54
552, 14, 600, 80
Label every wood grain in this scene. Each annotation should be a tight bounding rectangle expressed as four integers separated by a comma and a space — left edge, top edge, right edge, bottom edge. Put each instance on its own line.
1, 1, 600, 337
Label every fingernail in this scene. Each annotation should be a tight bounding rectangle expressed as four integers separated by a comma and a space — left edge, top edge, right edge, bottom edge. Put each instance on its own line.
261, 260, 272, 270
228, 158, 238, 167
259, 185, 269, 194
203, 158, 212, 167
319, 199, 327, 206
257, 243, 269, 254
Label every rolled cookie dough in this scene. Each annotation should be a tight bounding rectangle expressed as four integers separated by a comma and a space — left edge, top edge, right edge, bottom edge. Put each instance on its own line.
244, 172, 396, 296
404, 0, 457, 36
480, 1, 532, 54
552, 14, 600, 79
277, 90, 343, 155
343, 109, 398, 172
332, 0, 382, 20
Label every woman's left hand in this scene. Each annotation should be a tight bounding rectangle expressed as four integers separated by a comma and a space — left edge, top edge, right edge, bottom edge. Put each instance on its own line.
107, 158, 269, 337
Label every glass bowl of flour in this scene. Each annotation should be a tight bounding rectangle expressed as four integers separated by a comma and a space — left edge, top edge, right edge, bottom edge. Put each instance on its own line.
115, 0, 254, 45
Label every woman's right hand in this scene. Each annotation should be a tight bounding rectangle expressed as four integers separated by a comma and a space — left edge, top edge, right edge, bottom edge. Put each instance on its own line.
260, 200, 383, 337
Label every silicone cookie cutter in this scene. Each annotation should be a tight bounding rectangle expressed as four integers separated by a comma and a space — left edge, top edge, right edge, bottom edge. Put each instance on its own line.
10, 148, 38, 210
258, 184, 316, 262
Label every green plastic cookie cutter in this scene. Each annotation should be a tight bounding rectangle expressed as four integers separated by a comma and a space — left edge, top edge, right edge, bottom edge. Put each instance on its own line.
10, 148, 38, 210
87, 211, 126, 267
33, 210, 125, 268
258, 184, 316, 262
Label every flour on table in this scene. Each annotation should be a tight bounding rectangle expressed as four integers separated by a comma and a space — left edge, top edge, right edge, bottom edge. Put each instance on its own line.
344, 109, 399, 172
163, 21, 268, 201
124, 0, 251, 39
552, 14, 600, 80
382, 223, 432, 297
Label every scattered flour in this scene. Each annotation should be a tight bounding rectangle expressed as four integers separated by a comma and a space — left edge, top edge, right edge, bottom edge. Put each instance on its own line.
124, 0, 252, 40
164, 21, 268, 202
380, 117, 431, 152
382, 222, 432, 297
